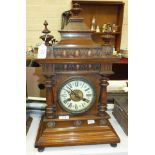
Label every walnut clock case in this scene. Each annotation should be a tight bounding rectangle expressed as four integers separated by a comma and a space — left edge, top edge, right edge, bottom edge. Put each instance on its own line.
34, 3, 120, 152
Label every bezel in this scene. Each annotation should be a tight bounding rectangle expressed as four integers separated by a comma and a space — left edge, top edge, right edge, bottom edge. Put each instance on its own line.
57, 76, 96, 115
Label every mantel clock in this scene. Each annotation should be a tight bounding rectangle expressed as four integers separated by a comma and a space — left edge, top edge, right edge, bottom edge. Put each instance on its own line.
34, 3, 120, 152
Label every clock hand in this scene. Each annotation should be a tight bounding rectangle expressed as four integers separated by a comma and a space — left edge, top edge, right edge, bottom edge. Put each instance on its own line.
63, 98, 72, 104
66, 86, 81, 99
66, 86, 74, 93
67, 87, 77, 96
64, 88, 82, 101
64, 88, 81, 100
64, 98, 71, 102
83, 98, 90, 103
64, 89, 71, 95
74, 93, 82, 100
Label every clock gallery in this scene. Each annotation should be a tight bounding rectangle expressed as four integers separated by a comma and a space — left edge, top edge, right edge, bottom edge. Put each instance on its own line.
34, 3, 120, 152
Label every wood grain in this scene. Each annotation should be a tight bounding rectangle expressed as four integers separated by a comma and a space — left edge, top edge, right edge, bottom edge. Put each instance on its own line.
35, 3, 120, 150
35, 115, 120, 147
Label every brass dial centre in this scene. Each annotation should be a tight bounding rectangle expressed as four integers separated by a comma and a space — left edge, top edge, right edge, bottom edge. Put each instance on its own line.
70, 89, 83, 102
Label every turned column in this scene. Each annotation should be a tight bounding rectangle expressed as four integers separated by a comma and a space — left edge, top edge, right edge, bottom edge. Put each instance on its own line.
42, 63, 56, 119
98, 74, 109, 117
44, 75, 56, 119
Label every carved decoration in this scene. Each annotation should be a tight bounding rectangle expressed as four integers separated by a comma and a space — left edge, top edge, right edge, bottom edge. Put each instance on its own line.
54, 64, 101, 72
47, 121, 56, 128
100, 119, 108, 125
100, 64, 112, 71
101, 34, 114, 45
48, 46, 113, 58
73, 120, 82, 126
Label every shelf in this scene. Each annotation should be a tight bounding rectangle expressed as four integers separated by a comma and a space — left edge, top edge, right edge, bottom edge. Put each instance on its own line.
94, 32, 121, 35
110, 59, 128, 80
72, 0, 124, 51
115, 58, 128, 64
72, 0, 125, 5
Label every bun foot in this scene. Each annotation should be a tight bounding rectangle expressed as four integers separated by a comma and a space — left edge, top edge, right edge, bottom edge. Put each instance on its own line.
38, 148, 44, 152
110, 143, 117, 147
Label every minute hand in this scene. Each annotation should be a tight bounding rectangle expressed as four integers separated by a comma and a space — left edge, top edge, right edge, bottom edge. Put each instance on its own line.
64, 89, 71, 95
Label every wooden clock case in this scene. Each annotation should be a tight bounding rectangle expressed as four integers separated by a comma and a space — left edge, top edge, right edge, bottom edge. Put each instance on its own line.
34, 3, 120, 152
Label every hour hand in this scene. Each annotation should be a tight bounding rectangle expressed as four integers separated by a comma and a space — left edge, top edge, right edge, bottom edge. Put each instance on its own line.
63, 98, 71, 103
83, 98, 90, 103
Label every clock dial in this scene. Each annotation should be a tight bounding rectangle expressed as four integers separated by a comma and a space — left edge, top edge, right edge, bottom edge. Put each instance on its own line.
58, 78, 96, 114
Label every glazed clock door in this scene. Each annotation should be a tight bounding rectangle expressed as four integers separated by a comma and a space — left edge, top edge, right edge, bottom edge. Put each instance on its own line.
57, 77, 96, 114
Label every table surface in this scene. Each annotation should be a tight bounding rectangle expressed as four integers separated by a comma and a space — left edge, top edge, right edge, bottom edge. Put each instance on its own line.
26, 111, 128, 155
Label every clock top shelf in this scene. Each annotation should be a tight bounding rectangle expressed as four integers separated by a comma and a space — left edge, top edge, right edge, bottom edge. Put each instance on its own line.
72, 0, 125, 52
72, 1, 124, 5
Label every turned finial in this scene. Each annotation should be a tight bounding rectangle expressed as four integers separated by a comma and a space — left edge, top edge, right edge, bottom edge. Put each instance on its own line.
71, 3, 82, 16
40, 20, 53, 46
42, 20, 51, 34
101, 34, 114, 45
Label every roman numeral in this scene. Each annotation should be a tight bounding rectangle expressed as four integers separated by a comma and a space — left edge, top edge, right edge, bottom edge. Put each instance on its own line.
67, 83, 72, 88
86, 94, 92, 97
75, 104, 78, 110
81, 82, 85, 88
85, 88, 90, 92
82, 103, 85, 107
63, 99, 68, 104
68, 103, 72, 108
61, 94, 67, 97
75, 81, 78, 87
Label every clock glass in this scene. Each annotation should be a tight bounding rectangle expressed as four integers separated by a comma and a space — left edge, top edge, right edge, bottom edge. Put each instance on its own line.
58, 78, 96, 114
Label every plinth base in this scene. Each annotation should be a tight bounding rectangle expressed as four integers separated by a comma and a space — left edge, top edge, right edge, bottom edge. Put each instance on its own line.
35, 115, 120, 150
